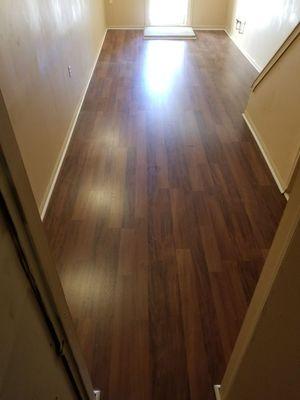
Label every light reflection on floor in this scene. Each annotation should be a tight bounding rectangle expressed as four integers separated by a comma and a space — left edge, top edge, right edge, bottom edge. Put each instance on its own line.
143, 40, 185, 97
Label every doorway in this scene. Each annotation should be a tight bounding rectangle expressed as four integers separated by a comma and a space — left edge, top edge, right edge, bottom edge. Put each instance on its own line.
147, 0, 191, 26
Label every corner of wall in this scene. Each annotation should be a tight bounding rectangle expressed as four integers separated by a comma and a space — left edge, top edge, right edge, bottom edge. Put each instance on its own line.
224, 30, 262, 72
224, 0, 234, 33
242, 111, 285, 193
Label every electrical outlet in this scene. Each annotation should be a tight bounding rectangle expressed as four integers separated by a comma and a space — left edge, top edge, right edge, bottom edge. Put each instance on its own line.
68, 65, 72, 78
235, 18, 241, 31
236, 18, 246, 34
238, 21, 246, 34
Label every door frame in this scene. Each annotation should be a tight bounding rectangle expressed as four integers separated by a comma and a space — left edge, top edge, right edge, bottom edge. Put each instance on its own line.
144, 0, 194, 27
0, 91, 96, 400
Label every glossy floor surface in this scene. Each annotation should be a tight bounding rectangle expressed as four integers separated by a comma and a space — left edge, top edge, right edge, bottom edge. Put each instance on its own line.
45, 31, 286, 400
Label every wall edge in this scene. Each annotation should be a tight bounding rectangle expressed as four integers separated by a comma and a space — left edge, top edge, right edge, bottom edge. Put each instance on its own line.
40, 29, 108, 220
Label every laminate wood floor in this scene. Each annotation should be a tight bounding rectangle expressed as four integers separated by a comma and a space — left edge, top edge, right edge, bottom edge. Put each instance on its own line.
45, 30, 286, 400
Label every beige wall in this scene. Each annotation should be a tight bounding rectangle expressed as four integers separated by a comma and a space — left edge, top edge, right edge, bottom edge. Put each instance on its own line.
105, 0, 145, 27
0, 211, 77, 400
192, 0, 229, 27
226, 0, 300, 70
0, 91, 95, 398
105, 0, 229, 28
244, 31, 300, 193
0, 0, 106, 213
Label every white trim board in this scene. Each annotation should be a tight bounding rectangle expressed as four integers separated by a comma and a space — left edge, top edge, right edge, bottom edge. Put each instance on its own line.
40, 29, 108, 220
243, 112, 285, 193
144, 26, 196, 39
224, 30, 262, 72
109, 26, 225, 31
193, 26, 225, 30
214, 385, 222, 400
108, 26, 144, 30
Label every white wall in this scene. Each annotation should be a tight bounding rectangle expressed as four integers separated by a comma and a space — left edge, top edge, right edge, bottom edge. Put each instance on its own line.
226, 0, 300, 71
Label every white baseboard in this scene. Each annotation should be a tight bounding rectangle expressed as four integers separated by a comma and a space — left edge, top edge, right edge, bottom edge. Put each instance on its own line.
224, 30, 262, 72
108, 26, 144, 30
108, 26, 225, 31
193, 26, 225, 30
40, 29, 108, 220
214, 385, 221, 400
243, 112, 285, 193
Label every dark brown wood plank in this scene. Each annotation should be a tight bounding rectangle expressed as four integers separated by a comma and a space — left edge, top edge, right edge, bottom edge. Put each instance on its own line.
44, 30, 286, 400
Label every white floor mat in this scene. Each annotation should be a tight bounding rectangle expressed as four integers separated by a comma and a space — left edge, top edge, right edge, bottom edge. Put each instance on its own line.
144, 26, 196, 39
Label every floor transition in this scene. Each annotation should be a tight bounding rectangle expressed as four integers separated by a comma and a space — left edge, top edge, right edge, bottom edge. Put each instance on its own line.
45, 30, 286, 400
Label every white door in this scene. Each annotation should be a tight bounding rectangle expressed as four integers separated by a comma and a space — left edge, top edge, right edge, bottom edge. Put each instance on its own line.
147, 0, 191, 26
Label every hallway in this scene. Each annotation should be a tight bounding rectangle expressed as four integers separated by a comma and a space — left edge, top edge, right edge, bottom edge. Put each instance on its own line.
45, 30, 285, 400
